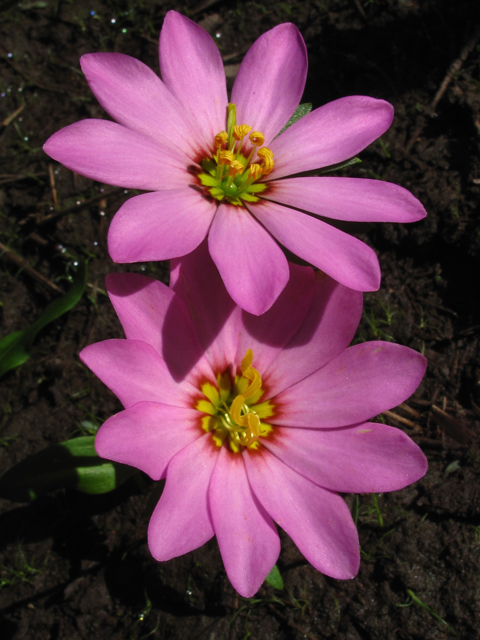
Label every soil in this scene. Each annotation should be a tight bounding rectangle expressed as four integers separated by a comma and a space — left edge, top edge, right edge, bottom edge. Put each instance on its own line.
1, 0, 480, 638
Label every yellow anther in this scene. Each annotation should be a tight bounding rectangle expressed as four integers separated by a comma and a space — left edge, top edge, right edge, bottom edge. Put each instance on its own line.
257, 147, 274, 175
228, 160, 245, 177
214, 131, 228, 148
241, 349, 254, 373
230, 395, 247, 426
249, 131, 265, 146
233, 124, 252, 141
248, 163, 262, 181
218, 150, 234, 165
240, 349, 262, 399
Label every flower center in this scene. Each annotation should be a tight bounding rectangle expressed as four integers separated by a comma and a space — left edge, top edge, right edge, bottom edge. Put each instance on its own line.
196, 349, 275, 452
197, 104, 273, 206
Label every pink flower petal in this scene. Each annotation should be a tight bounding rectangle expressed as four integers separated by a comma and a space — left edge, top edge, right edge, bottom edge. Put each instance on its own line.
43, 120, 190, 190
79, 340, 195, 409
266, 176, 427, 222
209, 447, 280, 598
170, 239, 242, 374
95, 402, 203, 480
244, 448, 359, 579
148, 434, 217, 561
265, 423, 428, 493
80, 53, 199, 155
105, 273, 215, 384
107, 189, 216, 263
263, 274, 363, 396
232, 23, 307, 146
274, 342, 427, 428
249, 199, 381, 292
208, 203, 290, 315
159, 11, 228, 145
236, 263, 314, 377
268, 96, 394, 179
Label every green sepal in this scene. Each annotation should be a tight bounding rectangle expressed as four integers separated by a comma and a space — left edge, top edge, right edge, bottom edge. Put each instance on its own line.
0, 436, 136, 502
246, 183, 268, 193
278, 103, 312, 135
198, 172, 218, 187
239, 193, 260, 203
264, 564, 284, 590
0, 260, 88, 378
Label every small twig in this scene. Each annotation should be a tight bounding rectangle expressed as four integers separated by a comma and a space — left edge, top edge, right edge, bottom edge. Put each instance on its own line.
0, 241, 62, 293
48, 164, 59, 211
352, 0, 367, 21
430, 405, 475, 444
398, 402, 421, 419
19, 188, 118, 226
2, 103, 25, 127
383, 410, 417, 428
0, 172, 47, 185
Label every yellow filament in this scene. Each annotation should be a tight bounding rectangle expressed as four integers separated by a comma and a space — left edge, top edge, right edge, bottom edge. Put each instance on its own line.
257, 147, 274, 175
218, 150, 234, 165
214, 131, 228, 148
249, 131, 265, 146
233, 124, 252, 141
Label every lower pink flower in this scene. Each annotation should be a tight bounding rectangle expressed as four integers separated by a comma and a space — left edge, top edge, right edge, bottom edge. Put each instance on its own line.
80, 241, 427, 597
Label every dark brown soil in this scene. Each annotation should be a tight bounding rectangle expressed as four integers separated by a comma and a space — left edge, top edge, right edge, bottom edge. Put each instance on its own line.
1, 0, 480, 638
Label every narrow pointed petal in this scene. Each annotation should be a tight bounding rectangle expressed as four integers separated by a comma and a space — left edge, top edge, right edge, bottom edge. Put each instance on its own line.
149, 435, 217, 561
269, 96, 394, 179
232, 23, 307, 145
43, 120, 190, 190
209, 447, 280, 598
170, 240, 242, 373
275, 342, 427, 428
79, 340, 195, 409
263, 274, 362, 396
108, 189, 216, 263
265, 423, 428, 494
244, 449, 359, 579
236, 263, 314, 377
209, 203, 290, 315
250, 200, 381, 292
95, 402, 203, 480
159, 11, 228, 143
80, 53, 198, 155
105, 273, 214, 384
266, 176, 427, 222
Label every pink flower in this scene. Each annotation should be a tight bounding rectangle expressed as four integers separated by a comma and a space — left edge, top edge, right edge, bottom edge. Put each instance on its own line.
44, 11, 426, 315
79, 241, 427, 598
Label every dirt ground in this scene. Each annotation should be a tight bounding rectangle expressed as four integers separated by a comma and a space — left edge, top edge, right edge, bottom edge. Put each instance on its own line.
1, 0, 479, 638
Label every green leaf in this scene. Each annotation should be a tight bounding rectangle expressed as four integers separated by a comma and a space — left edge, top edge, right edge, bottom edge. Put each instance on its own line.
320, 156, 362, 173
278, 103, 312, 135
0, 261, 88, 378
0, 436, 136, 502
264, 564, 284, 590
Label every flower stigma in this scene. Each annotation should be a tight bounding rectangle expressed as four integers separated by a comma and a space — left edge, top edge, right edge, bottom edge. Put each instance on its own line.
197, 104, 274, 206
196, 349, 275, 452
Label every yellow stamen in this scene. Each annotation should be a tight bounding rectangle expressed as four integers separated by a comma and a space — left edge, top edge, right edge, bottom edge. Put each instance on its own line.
228, 160, 245, 177
214, 131, 228, 148
233, 124, 252, 141
248, 163, 263, 180
257, 147, 274, 175
240, 349, 262, 399
249, 131, 265, 146
218, 150, 234, 165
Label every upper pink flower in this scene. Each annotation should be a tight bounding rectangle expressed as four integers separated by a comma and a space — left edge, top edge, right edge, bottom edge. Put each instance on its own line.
44, 10, 426, 315
79, 240, 427, 598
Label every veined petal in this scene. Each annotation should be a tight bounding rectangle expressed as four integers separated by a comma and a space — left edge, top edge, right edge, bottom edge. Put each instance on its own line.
105, 273, 215, 384
250, 199, 381, 292
43, 120, 190, 190
159, 11, 228, 144
79, 339, 196, 409
244, 448, 359, 579
265, 177, 427, 222
209, 203, 290, 315
107, 189, 216, 263
232, 23, 307, 146
148, 434, 217, 561
170, 239, 242, 374
95, 402, 203, 480
236, 262, 314, 377
209, 447, 280, 598
80, 53, 199, 156
263, 274, 362, 396
274, 342, 427, 428
268, 96, 394, 180
265, 423, 428, 494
